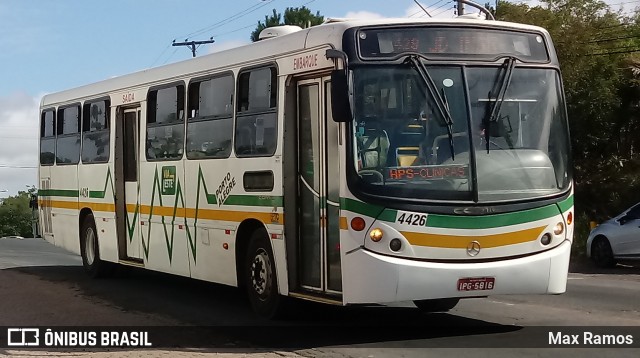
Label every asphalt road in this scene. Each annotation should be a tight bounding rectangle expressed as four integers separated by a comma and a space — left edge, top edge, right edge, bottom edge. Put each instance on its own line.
0, 237, 638, 357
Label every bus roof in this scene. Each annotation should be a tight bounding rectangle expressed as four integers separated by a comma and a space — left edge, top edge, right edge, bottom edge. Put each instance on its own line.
41, 17, 551, 108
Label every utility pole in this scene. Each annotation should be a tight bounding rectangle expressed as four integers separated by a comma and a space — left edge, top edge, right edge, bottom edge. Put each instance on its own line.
457, 0, 465, 16
172, 38, 215, 57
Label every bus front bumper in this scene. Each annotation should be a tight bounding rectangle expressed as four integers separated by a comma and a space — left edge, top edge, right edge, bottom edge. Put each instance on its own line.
341, 240, 571, 304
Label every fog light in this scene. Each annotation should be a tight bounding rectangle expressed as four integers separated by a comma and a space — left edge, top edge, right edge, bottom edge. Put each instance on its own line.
351, 217, 366, 231
390, 238, 402, 251
554, 222, 564, 235
540, 233, 552, 246
370, 228, 383, 242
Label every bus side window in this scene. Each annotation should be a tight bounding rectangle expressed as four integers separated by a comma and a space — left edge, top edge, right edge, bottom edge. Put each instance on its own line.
81, 100, 110, 164
146, 84, 185, 160
235, 66, 278, 157
186, 74, 234, 159
56, 105, 81, 165
40, 109, 56, 166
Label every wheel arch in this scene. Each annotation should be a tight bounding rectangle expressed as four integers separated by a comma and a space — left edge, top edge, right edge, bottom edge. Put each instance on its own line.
235, 219, 272, 289
78, 207, 94, 242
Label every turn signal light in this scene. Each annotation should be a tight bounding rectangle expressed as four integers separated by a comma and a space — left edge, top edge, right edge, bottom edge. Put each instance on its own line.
567, 212, 573, 225
351, 217, 366, 231
369, 228, 384, 242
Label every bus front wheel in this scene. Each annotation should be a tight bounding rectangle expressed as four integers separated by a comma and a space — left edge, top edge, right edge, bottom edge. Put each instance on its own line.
413, 298, 460, 313
80, 214, 111, 278
245, 228, 283, 318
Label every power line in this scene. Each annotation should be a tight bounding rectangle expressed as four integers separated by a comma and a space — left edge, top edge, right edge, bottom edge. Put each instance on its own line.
432, 1, 453, 13
586, 48, 640, 56
175, 0, 277, 41
433, 2, 453, 17
149, 43, 173, 68
587, 34, 640, 44
608, 0, 640, 6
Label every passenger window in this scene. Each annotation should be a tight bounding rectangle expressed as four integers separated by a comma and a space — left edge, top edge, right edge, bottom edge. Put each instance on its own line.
40, 110, 56, 165
82, 100, 110, 163
56, 105, 81, 165
187, 74, 234, 159
146, 85, 185, 160
235, 67, 278, 157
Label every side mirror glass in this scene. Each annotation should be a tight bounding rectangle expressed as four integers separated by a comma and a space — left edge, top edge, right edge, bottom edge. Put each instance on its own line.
619, 214, 632, 225
331, 70, 352, 123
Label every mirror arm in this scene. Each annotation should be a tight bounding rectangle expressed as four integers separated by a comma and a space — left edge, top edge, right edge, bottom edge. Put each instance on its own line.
326, 49, 349, 75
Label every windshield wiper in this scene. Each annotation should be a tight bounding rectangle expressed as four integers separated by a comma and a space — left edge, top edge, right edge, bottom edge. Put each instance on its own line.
484, 56, 517, 153
404, 55, 455, 161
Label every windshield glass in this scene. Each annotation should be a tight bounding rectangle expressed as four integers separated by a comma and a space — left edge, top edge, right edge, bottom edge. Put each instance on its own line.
350, 65, 571, 202
352, 65, 472, 201
467, 67, 570, 201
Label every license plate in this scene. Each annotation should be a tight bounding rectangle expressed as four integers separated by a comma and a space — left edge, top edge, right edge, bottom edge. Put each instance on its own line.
457, 277, 495, 291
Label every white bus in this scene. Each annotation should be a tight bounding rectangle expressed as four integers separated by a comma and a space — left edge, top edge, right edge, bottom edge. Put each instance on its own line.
38, 16, 574, 317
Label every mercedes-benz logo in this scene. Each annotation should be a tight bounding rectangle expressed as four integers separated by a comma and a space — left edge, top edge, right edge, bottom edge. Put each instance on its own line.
467, 241, 481, 257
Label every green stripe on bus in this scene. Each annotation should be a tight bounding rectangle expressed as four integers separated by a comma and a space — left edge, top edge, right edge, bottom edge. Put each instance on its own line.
89, 169, 114, 199
38, 189, 79, 197
425, 204, 560, 229
340, 197, 385, 218
377, 209, 398, 222
557, 195, 574, 212
224, 195, 283, 207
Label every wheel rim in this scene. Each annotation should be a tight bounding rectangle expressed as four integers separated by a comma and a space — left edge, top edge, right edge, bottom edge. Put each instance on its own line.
250, 248, 272, 299
85, 227, 96, 266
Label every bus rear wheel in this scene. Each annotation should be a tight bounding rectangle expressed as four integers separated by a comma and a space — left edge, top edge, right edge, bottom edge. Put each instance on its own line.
245, 228, 283, 318
413, 298, 460, 313
80, 214, 112, 278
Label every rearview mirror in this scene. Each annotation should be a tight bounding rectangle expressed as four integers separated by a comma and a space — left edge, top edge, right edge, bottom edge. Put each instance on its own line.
618, 214, 634, 225
331, 70, 353, 123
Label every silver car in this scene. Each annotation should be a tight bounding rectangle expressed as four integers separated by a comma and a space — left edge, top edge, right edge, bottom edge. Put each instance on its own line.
587, 203, 640, 267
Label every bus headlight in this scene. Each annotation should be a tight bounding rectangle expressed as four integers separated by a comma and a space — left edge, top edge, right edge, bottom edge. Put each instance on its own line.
554, 222, 564, 236
369, 228, 383, 242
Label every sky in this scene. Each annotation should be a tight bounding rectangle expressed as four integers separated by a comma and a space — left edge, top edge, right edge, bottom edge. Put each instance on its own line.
0, 0, 636, 197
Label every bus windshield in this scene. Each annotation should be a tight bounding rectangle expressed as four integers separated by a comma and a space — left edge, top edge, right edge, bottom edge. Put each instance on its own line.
350, 63, 571, 202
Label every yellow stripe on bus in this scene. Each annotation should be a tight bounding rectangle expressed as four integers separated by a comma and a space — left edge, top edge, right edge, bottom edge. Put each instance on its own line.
40, 200, 284, 225
39, 200, 79, 210
401, 226, 547, 249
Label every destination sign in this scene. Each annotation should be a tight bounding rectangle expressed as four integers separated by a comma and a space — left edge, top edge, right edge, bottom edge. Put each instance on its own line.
358, 27, 549, 62
387, 164, 469, 181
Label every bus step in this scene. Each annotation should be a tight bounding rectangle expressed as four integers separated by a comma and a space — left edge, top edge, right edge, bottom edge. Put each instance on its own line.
118, 258, 144, 268
288, 291, 343, 306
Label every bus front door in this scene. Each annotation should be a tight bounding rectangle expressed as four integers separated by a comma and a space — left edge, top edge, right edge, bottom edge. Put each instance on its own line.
297, 78, 342, 294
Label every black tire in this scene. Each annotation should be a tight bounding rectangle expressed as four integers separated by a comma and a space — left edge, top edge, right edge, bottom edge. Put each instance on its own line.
414, 298, 460, 313
591, 236, 617, 268
245, 228, 283, 318
80, 214, 112, 278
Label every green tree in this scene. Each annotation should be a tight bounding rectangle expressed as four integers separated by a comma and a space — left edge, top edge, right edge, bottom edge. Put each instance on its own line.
251, 6, 324, 42
0, 187, 36, 238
